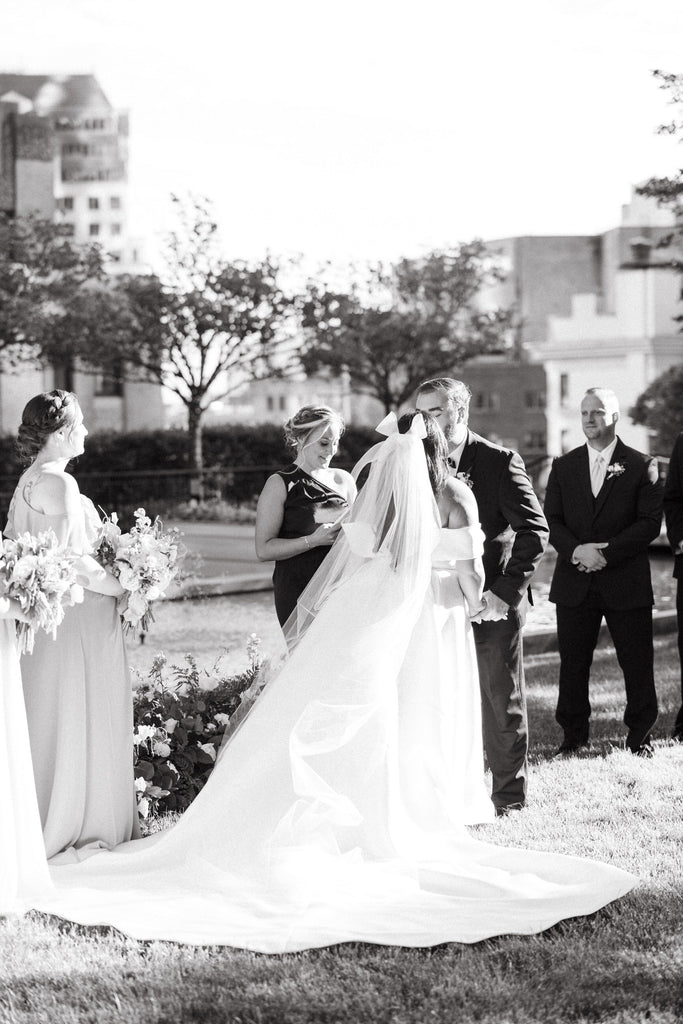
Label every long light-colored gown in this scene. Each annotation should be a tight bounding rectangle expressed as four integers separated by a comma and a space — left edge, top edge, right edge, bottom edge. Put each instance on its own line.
0, 614, 53, 913
5, 471, 139, 862
30, 430, 636, 951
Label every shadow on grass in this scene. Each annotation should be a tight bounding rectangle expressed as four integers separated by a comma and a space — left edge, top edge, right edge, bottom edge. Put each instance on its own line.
10, 887, 682, 1024
525, 634, 681, 762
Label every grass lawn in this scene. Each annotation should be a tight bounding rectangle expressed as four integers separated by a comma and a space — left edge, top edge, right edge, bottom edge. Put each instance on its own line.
1, 621, 682, 1023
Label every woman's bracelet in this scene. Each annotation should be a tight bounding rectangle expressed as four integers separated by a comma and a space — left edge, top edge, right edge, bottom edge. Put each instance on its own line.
304, 535, 311, 550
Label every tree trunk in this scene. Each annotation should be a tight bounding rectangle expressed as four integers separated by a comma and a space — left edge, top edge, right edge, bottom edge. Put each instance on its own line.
188, 401, 204, 500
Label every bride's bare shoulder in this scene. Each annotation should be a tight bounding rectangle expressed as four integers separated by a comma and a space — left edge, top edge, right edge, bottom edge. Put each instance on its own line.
439, 477, 478, 528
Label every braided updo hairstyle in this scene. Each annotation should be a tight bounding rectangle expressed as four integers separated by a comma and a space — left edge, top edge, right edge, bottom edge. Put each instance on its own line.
283, 405, 345, 451
16, 390, 81, 465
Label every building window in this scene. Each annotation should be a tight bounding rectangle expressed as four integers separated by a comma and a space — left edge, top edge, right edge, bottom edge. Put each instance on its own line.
560, 373, 569, 406
524, 390, 545, 409
523, 430, 546, 450
61, 223, 76, 237
89, 197, 100, 210
110, 223, 122, 236
59, 196, 74, 211
52, 358, 74, 392
89, 223, 100, 236
110, 196, 121, 210
278, 396, 286, 411
267, 396, 274, 411
473, 391, 500, 411
95, 361, 124, 397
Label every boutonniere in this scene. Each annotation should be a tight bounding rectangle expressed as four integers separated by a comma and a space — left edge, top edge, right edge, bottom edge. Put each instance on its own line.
606, 462, 626, 479
456, 471, 474, 489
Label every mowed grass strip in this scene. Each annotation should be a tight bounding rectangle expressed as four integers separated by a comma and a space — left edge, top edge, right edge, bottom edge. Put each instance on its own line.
1, 637, 682, 1024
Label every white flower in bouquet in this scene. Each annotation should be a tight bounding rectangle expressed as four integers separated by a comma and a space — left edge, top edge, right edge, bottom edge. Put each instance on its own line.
0, 530, 83, 654
95, 507, 184, 635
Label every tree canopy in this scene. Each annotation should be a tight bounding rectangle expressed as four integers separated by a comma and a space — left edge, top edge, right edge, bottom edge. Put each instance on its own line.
300, 242, 513, 413
0, 213, 109, 367
104, 195, 299, 473
631, 70, 683, 454
631, 363, 683, 456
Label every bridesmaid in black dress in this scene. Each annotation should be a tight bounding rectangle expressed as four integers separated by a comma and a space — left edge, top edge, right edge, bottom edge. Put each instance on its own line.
255, 406, 356, 626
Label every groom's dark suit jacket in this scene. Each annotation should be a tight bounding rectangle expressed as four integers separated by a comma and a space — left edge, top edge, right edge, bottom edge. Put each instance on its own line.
458, 431, 548, 609
544, 438, 662, 609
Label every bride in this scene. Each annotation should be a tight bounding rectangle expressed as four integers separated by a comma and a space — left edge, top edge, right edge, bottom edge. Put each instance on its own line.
32, 411, 635, 951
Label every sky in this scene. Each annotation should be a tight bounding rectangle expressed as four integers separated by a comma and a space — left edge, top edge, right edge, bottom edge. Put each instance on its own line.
2, 0, 683, 268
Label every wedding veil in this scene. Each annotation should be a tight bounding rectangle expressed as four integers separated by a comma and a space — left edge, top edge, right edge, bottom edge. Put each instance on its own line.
284, 412, 441, 651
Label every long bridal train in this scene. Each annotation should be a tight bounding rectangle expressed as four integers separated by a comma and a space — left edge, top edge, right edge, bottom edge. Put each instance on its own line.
33, 423, 635, 951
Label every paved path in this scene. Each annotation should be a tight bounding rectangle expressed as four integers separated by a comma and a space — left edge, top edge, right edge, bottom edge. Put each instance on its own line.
166, 520, 678, 652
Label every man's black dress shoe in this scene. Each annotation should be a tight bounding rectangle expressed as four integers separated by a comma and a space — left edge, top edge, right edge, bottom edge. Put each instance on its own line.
553, 740, 589, 759
630, 741, 654, 758
494, 802, 525, 818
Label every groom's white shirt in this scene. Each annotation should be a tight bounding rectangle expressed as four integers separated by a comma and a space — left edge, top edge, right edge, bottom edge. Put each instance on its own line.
448, 437, 468, 472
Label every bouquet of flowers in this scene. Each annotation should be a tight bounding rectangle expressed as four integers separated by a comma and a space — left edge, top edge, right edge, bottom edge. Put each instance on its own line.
96, 507, 183, 634
0, 530, 83, 654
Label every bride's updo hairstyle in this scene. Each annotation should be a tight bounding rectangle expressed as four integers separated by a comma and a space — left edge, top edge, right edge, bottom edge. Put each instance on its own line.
283, 405, 345, 451
16, 389, 80, 464
398, 410, 448, 496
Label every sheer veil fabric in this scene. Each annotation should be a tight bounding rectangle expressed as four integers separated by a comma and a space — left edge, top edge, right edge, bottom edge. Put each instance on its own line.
34, 422, 636, 950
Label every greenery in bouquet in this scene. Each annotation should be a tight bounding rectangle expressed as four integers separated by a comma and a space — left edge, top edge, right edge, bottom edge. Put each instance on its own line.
96, 506, 184, 634
0, 530, 83, 654
132, 635, 264, 819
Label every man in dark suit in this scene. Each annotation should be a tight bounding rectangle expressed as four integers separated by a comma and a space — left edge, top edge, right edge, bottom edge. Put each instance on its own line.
663, 432, 683, 741
416, 378, 548, 816
544, 387, 662, 757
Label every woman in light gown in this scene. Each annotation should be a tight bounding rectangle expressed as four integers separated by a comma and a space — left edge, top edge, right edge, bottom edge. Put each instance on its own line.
34, 411, 636, 951
5, 390, 139, 862
0, 599, 53, 913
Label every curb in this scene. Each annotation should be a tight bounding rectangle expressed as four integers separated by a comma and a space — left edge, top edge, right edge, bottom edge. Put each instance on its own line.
524, 608, 678, 655
166, 573, 274, 600
166, 575, 680, 655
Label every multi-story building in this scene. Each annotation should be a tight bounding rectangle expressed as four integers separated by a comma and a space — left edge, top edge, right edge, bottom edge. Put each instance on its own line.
0, 73, 162, 435
472, 189, 682, 477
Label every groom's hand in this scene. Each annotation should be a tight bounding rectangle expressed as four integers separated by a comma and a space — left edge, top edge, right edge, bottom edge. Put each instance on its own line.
471, 591, 509, 623
573, 542, 608, 572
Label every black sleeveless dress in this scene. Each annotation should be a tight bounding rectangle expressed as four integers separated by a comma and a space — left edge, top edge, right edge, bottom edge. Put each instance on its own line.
272, 465, 349, 626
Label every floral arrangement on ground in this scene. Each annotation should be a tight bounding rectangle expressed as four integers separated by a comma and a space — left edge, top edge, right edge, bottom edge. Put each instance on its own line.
132, 635, 263, 818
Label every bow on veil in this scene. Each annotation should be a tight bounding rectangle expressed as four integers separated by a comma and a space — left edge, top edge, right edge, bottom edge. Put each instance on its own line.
342, 411, 428, 558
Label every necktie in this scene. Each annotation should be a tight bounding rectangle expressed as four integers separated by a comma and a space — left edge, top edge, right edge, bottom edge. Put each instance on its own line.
447, 457, 458, 471
591, 454, 604, 497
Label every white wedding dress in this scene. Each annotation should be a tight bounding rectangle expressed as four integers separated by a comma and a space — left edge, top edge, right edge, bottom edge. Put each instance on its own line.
31, 422, 635, 951
0, 613, 53, 914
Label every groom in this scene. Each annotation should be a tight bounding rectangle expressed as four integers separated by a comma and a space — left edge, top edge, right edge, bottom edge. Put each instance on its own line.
416, 378, 548, 816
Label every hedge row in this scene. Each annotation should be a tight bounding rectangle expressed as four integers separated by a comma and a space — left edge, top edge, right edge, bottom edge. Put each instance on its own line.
0, 422, 380, 517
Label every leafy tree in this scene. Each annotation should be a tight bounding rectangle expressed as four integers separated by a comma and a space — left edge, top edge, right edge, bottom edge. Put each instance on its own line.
630, 364, 683, 455
98, 195, 298, 477
636, 70, 683, 296
631, 71, 683, 453
300, 242, 513, 413
0, 213, 108, 367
